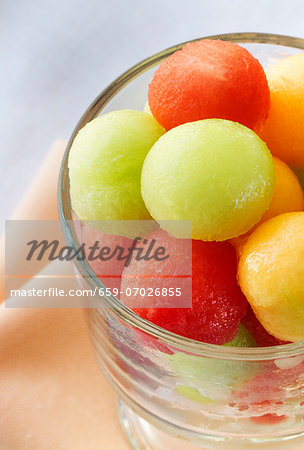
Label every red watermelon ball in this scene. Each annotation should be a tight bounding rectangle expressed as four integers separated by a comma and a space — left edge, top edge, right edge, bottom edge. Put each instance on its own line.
148, 39, 270, 131
75, 221, 134, 297
242, 306, 290, 347
120, 229, 248, 344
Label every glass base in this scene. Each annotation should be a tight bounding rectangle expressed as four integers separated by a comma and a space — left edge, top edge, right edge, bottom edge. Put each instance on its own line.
117, 399, 199, 450
117, 399, 304, 450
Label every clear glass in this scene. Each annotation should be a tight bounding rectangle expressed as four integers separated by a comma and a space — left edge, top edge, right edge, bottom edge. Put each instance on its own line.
58, 33, 304, 449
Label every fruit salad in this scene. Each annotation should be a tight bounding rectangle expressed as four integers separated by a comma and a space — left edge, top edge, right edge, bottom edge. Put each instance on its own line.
68, 39, 304, 434
68, 38, 304, 348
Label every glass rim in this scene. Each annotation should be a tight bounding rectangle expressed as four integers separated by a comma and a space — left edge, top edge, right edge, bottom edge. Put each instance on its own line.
58, 32, 304, 360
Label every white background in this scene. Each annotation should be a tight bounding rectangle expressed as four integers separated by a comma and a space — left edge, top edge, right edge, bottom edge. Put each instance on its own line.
2, 0, 304, 229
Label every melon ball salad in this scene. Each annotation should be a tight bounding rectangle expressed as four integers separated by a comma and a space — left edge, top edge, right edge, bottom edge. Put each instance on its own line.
68, 39, 304, 349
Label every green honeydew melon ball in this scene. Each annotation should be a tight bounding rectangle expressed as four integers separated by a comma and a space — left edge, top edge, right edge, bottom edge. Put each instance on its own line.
143, 100, 151, 114
69, 110, 165, 222
171, 325, 257, 404
141, 119, 275, 241
224, 323, 256, 348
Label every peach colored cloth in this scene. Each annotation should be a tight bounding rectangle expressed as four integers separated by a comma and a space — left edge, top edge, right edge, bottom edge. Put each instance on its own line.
0, 140, 67, 302
1, 142, 129, 449
0, 307, 129, 449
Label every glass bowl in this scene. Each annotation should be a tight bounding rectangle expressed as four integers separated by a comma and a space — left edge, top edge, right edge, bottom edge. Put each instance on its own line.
58, 33, 304, 449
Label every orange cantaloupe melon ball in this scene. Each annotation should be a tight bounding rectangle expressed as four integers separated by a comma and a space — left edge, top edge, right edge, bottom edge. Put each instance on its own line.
238, 212, 304, 342
231, 157, 304, 253
259, 53, 304, 168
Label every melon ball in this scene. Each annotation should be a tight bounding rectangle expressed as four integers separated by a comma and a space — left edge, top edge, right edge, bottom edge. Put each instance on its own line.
238, 212, 304, 342
68, 110, 165, 222
148, 39, 270, 131
121, 229, 247, 345
231, 357, 304, 423
293, 168, 304, 191
242, 306, 289, 347
231, 157, 304, 253
259, 53, 304, 168
141, 119, 275, 241
76, 221, 134, 298
167, 326, 256, 403
224, 324, 256, 348
143, 100, 151, 114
